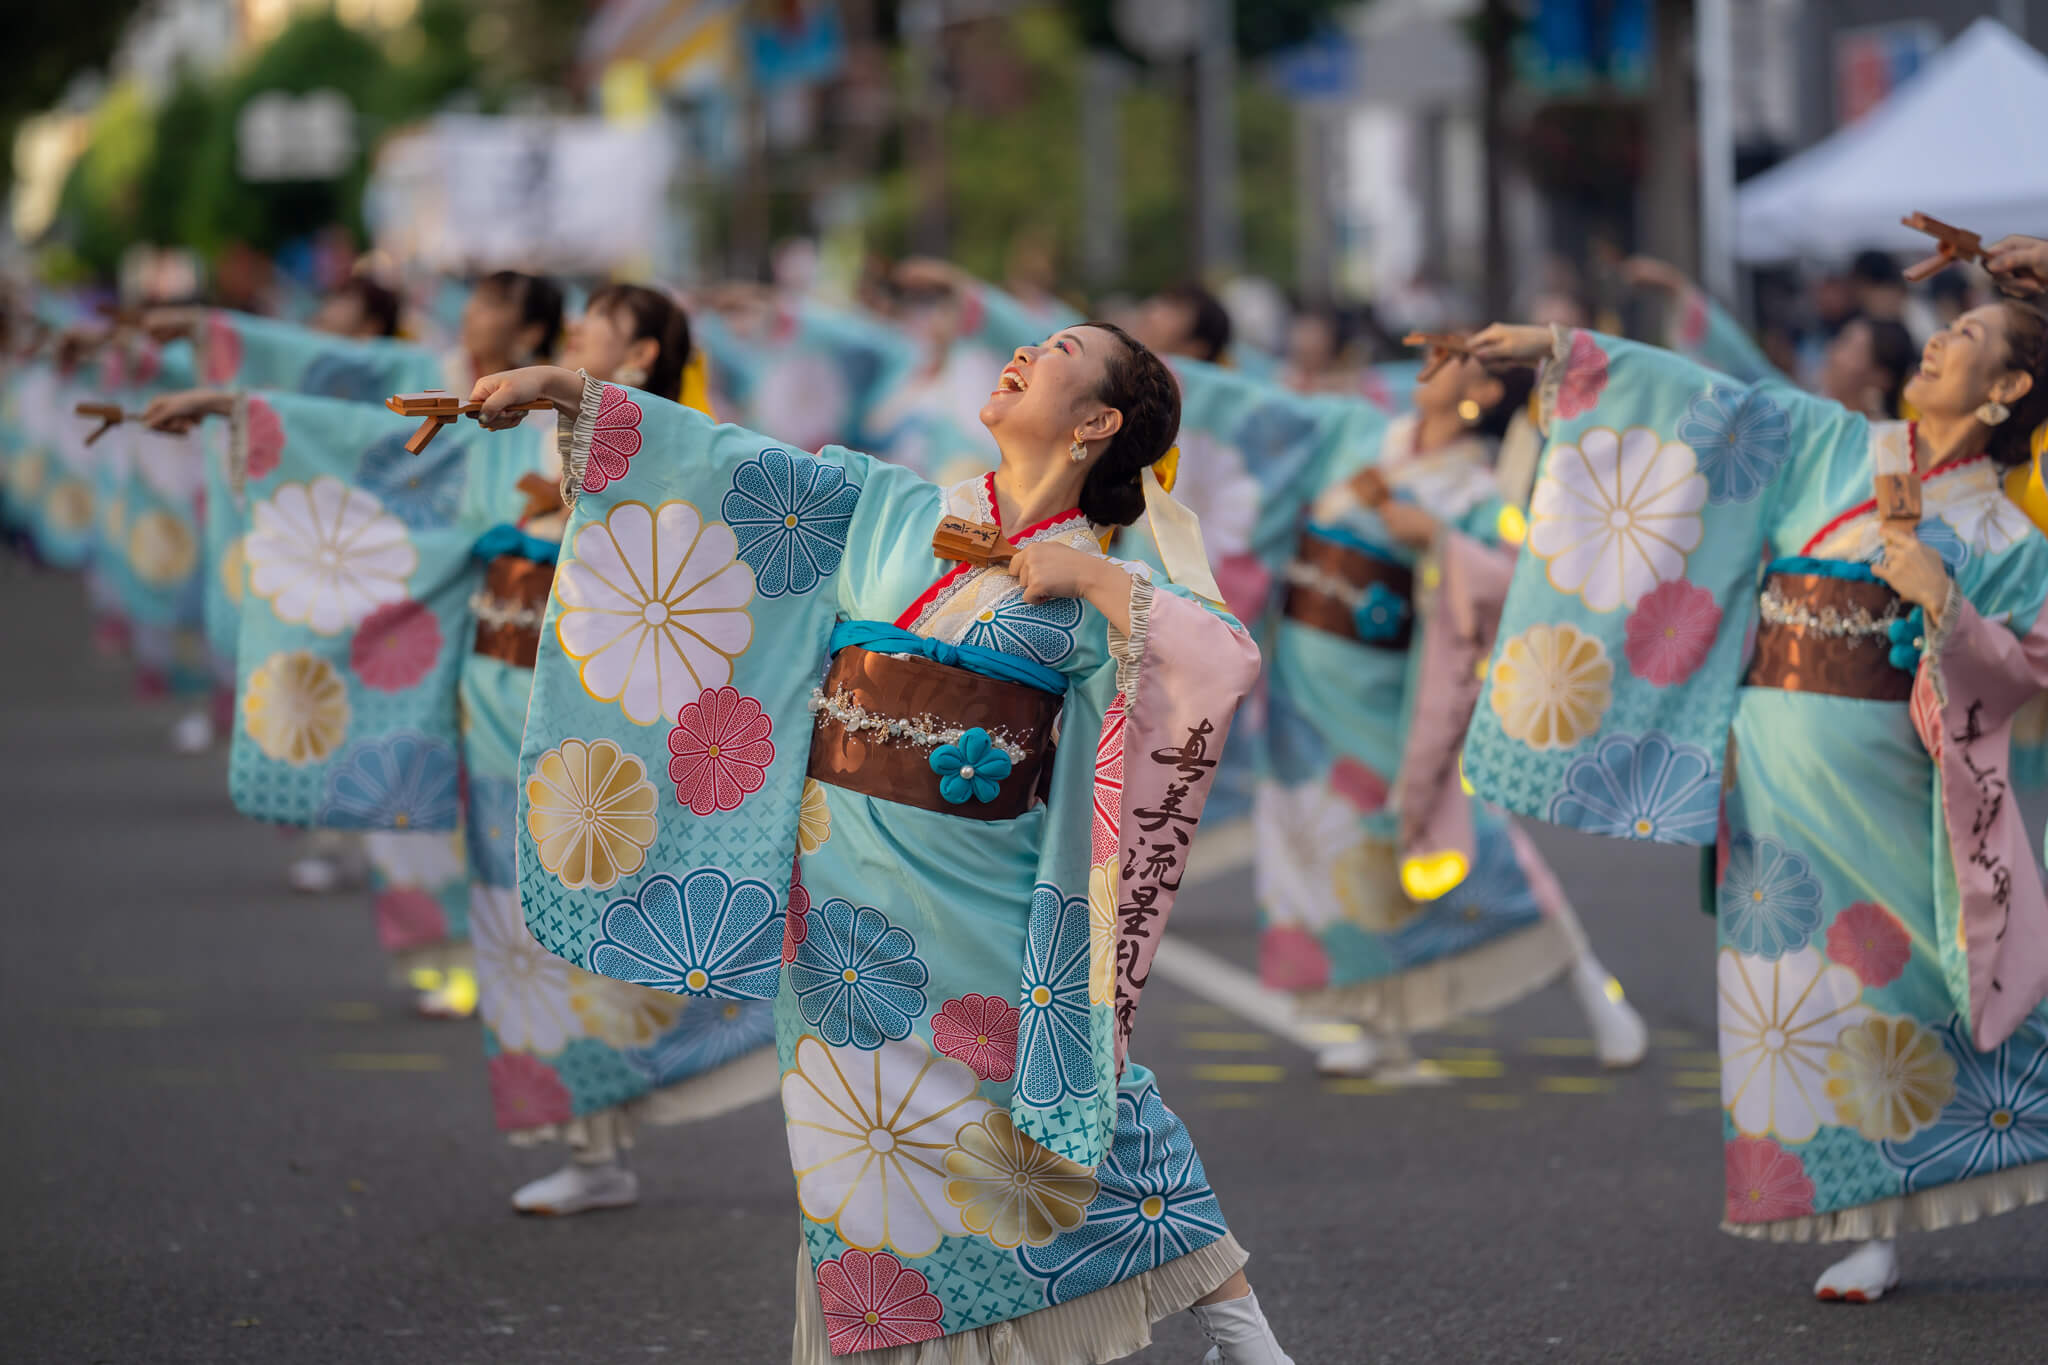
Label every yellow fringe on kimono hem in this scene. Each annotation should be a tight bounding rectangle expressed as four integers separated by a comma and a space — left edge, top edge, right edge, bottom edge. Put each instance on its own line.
1296, 916, 1575, 1036
1722, 1160, 2048, 1244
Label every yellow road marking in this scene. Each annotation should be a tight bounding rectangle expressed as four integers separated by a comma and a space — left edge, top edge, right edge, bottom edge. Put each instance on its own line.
1524, 1037, 1594, 1056
1651, 1029, 1701, 1048
1323, 1078, 1397, 1095
1427, 1057, 1505, 1079
1538, 1076, 1615, 1095
1671, 1050, 1722, 1069
1190, 1064, 1286, 1084
1673, 1070, 1723, 1089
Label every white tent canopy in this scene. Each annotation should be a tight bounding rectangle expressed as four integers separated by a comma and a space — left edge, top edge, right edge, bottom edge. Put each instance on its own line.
1735, 19, 2048, 262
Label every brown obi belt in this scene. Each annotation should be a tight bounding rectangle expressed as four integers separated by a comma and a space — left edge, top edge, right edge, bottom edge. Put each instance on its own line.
1746, 566, 1915, 702
1281, 527, 1415, 649
471, 554, 554, 668
807, 644, 1061, 820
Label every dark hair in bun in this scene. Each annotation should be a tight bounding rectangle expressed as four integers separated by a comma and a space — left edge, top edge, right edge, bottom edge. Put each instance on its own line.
587, 283, 694, 400
1077, 322, 1181, 528
1990, 297, 2048, 469
1476, 364, 1537, 439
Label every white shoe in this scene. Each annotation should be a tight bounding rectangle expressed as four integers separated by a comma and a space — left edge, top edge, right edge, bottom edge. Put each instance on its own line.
1192, 1290, 1295, 1365
169, 709, 215, 755
287, 856, 342, 894
1571, 957, 1649, 1069
1314, 1036, 1383, 1077
1814, 1240, 1899, 1303
512, 1160, 640, 1217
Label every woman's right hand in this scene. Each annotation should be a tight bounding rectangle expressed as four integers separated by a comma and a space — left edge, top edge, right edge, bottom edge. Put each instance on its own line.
141, 389, 233, 434
1467, 324, 1555, 367
1984, 236, 2048, 297
471, 366, 585, 427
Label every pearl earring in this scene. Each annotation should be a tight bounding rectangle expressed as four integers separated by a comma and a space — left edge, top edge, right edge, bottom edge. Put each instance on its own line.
1978, 399, 2011, 425
1069, 439, 1088, 463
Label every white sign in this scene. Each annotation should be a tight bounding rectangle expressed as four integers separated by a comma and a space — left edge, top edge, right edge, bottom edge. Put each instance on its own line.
237, 89, 357, 181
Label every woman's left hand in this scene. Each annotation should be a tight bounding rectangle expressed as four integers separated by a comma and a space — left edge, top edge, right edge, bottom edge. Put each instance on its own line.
1379, 500, 1440, 549
1872, 523, 1951, 620
1010, 541, 1110, 604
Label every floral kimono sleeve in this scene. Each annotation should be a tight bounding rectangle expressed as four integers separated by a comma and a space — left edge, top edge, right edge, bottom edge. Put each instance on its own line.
1171, 360, 1390, 623
1668, 286, 1783, 387
104, 338, 208, 633
198, 310, 445, 400
1919, 529, 2048, 1048
1464, 329, 1849, 842
225, 391, 477, 829
516, 380, 883, 996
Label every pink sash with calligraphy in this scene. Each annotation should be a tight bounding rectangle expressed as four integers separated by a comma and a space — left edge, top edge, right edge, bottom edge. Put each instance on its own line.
1395, 531, 1517, 880
1919, 600, 2048, 1049
1102, 591, 1261, 1070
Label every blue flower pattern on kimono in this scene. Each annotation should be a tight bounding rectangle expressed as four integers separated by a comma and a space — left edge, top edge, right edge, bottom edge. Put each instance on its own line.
1915, 518, 1971, 574
930, 728, 1012, 804
1015, 884, 1099, 1107
1881, 1015, 2048, 1189
588, 869, 784, 999
1016, 1080, 1226, 1302
357, 430, 467, 530
465, 775, 519, 887
960, 596, 1083, 667
721, 447, 862, 597
1548, 731, 1720, 842
1384, 822, 1536, 970
789, 898, 930, 1049
1352, 582, 1410, 644
626, 997, 778, 1086
1676, 384, 1791, 504
1718, 834, 1824, 958
316, 731, 462, 830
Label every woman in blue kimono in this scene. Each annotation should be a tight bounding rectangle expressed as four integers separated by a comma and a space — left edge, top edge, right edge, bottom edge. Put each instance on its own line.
471, 320, 1292, 1362
1255, 344, 1649, 1079
459, 284, 781, 1218
1468, 297, 2048, 1302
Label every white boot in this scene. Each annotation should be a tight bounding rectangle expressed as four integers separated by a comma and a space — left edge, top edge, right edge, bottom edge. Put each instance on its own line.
1570, 956, 1648, 1069
1313, 1034, 1382, 1077
511, 1158, 640, 1217
168, 709, 215, 755
1192, 1289, 1294, 1365
1814, 1239, 1899, 1303
287, 855, 342, 895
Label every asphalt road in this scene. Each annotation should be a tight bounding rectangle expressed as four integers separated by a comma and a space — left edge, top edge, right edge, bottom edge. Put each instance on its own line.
4, 565, 2043, 1365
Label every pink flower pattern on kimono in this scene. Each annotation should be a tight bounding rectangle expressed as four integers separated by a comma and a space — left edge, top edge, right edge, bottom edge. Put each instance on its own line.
1623, 579, 1722, 687
488, 1052, 574, 1131
580, 385, 644, 493
245, 396, 284, 481
203, 313, 243, 385
1826, 902, 1912, 989
1328, 758, 1389, 813
1555, 332, 1611, 420
350, 599, 443, 692
374, 886, 448, 952
930, 992, 1020, 1083
1091, 695, 1126, 865
815, 1249, 946, 1355
1724, 1136, 1814, 1223
667, 685, 775, 816
1677, 292, 1710, 349
1259, 925, 1331, 992
783, 854, 811, 965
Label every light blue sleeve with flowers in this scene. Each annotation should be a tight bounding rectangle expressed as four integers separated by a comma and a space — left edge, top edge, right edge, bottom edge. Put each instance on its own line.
515, 382, 881, 985
199, 311, 446, 400
1464, 329, 1854, 844
226, 391, 478, 829
1668, 286, 1784, 388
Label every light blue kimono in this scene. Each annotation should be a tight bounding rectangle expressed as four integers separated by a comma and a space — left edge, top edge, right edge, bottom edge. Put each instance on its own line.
515, 383, 1258, 1351
1468, 329, 2048, 1237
